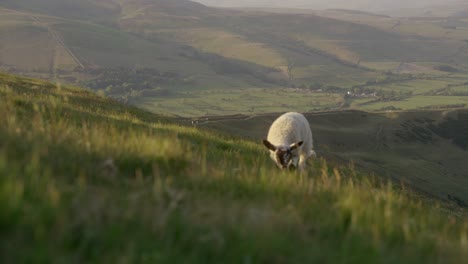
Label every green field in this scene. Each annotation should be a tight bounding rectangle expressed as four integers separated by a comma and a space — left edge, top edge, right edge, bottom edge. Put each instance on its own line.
0, 5, 280, 92
356, 96, 468, 111
137, 88, 344, 117
2, 0, 468, 117
1, 72, 468, 263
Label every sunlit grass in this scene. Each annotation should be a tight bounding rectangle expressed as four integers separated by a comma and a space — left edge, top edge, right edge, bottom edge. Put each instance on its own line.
1, 73, 467, 263
168, 28, 287, 68
137, 88, 344, 117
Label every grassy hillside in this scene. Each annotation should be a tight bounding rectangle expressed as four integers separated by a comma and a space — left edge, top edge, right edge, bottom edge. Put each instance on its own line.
0, 0, 121, 24
379, 2, 468, 17
315, 8, 468, 63
2, 0, 468, 116
112, 1, 468, 115
200, 109, 468, 205
193, 0, 458, 12
1, 73, 468, 263
0, 0, 468, 116
0, 3, 281, 92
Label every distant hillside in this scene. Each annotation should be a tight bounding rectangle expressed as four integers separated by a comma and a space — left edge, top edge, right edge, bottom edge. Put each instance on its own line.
1, 72, 467, 263
0, 0, 283, 92
0, 0, 121, 23
1, 0, 468, 116
193, 0, 459, 12
380, 1, 468, 17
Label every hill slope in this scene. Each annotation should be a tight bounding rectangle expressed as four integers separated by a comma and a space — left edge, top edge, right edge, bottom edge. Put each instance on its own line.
1, 73, 467, 262
2, 0, 468, 116
193, 0, 458, 12
0, 1, 281, 93
199, 110, 468, 204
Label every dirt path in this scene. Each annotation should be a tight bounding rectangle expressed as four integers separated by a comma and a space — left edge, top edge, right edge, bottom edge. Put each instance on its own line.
187, 110, 371, 126
3, 8, 85, 73
183, 108, 467, 127
29, 15, 85, 70
189, 114, 265, 126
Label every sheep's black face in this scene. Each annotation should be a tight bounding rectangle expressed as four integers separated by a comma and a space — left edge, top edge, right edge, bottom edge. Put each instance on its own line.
275, 148, 294, 169
263, 139, 303, 170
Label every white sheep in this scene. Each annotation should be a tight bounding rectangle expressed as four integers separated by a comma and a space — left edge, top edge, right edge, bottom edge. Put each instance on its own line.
263, 112, 316, 171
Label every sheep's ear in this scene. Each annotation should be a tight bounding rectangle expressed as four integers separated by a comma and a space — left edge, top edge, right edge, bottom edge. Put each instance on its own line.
263, 140, 276, 151
290, 141, 304, 150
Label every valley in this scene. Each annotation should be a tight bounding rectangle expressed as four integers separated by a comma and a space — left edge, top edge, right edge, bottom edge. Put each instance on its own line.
1, 0, 468, 116
1, 1, 468, 262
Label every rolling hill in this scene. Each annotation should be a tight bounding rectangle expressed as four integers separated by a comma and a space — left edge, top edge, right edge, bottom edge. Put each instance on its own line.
0, 1, 283, 92
193, 0, 459, 11
2, 1, 467, 261
198, 109, 468, 204
378, 1, 468, 17
0, 0, 468, 115
1, 72, 467, 263
1, 0, 468, 116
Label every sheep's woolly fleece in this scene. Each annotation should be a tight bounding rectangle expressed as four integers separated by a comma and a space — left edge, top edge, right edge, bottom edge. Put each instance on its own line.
264, 112, 316, 170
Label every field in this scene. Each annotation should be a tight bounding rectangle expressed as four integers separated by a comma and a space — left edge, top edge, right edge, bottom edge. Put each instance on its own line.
1, 72, 468, 263
355, 96, 468, 111
2, 0, 468, 117
0, 5, 278, 92
1, 1, 468, 261
136, 88, 344, 117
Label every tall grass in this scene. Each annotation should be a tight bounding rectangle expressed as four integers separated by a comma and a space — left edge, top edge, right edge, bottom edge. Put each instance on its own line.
0, 73, 467, 263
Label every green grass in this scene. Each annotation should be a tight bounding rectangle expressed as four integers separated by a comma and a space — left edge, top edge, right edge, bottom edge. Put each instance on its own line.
366, 79, 456, 95
0, 5, 281, 92
0, 0, 120, 23
1, 73, 468, 263
293, 65, 383, 88
314, 9, 468, 67
201, 109, 468, 205
0, 12, 56, 72
164, 27, 287, 68
449, 85, 468, 94
2, 0, 468, 117
358, 96, 468, 111
136, 88, 344, 117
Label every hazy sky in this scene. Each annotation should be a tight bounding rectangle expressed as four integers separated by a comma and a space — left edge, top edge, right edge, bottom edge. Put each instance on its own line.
193, 0, 462, 11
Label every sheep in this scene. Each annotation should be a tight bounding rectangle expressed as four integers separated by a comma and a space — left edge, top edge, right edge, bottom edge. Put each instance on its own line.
263, 112, 316, 171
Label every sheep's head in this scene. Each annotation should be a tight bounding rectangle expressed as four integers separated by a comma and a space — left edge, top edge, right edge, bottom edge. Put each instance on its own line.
263, 140, 303, 170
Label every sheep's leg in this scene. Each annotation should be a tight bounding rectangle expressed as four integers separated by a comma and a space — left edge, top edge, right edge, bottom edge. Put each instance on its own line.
298, 155, 307, 171
299, 149, 315, 171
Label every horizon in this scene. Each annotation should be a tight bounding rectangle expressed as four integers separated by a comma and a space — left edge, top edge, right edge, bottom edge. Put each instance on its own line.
192, 0, 463, 12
